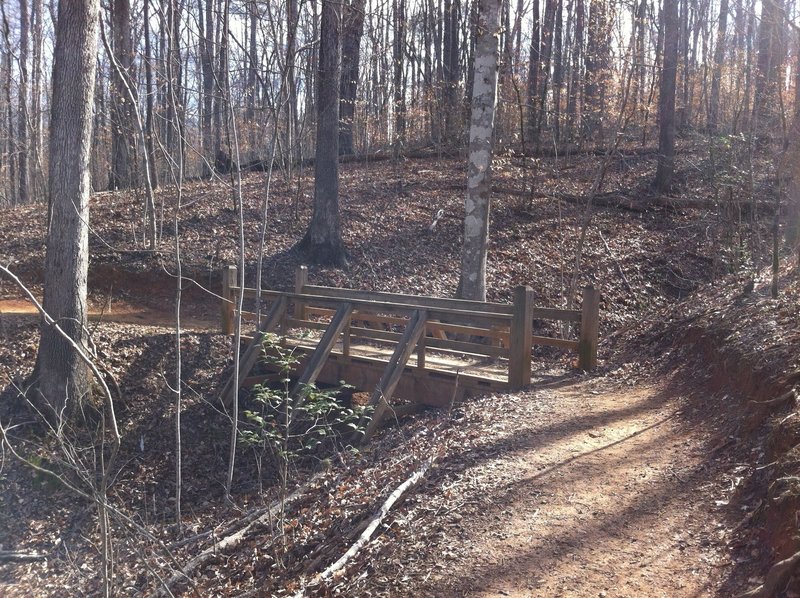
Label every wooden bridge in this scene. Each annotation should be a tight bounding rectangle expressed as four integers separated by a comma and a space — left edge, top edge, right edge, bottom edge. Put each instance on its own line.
219, 266, 600, 439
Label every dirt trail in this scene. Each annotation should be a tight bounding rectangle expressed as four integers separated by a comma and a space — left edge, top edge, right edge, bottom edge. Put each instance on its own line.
406, 382, 733, 597
0, 298, 217, 330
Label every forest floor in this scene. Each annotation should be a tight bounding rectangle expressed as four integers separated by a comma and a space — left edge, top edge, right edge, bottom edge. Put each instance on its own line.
0, 139, 799, 596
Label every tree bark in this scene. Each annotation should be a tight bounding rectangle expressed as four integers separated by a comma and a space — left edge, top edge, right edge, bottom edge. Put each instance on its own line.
752, 0, 784, 141
458, 0, 501, 302
584, 0, 610, 143
566, 0, 584, 142
526, 0, 540, 149
708, 0, 728, 132
34, 0, 100, 416
199, 0, 215, 177
297, 0, 347, 266
143, 0, 158, 188
339, 0, 367, 155
654, 0, 679, 191
393, 0, 406, 149
443, 0, 461, 145
17, 0, 29, 204
109, 0, 136, 190
1, 4, 15, 206
30, 0, 42, 200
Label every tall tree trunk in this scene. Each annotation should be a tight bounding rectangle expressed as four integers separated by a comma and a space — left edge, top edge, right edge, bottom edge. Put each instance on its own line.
166, 0, 184, 165
339, 0, 367, 155
526, 0, 540, 149
795, 28, 800, 123
584, 0, 610, 143
442, 0, 461, 144
654, 0, 679, 191
297, 0, 347, 266
677, 0, 690, 128
143, 0, 158, 188
17, 0, 29, 204
246, 0, 257, 124
708, 0, 728, 132
552, 0, 564, 144
753, 0, 784, 141
393, 0, 406, 148
285, 0, 299, 161
534, 0, 557, 145
634, 0, 646, 126
30, 0, 42, 200
459, 0, 501, 302
110, 0, 136, 190
34, 0, 100, 416
566, 0, 584, 142
199, 0, 214, 176
1, 4, 15, 207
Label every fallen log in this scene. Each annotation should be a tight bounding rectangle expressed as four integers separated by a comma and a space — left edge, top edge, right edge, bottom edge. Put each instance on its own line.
0, 551, 48, 563
294, 456, 436, 596
155, 478, 319, 597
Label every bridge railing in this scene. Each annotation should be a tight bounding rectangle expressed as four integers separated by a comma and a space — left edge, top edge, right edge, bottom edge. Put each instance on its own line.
220, 265, 599, 388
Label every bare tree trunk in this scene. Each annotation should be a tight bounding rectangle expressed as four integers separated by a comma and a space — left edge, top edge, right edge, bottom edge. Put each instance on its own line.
752, 0, 783, 142
339, 0, 367, 155
1, 4, 16, 207
143, 0, 158, 188
34, 0, 100, 417
393, 0, 406, 149
442, 0, 461, 145
552, 0, 564, 145
708, 0, 728, 132
110, 0, 136, 190
654, 0, 679, 191
458, 0, 501, 302
199, 0, 215, 176
286, 0, 299, 160
566, 0, 584, 142
297, 0, 347, 266
584, 0, 610, 143
526, 0, 540, 150
535, 0, 557, 145
30, 0, 42, 200
17, 0, 29, 204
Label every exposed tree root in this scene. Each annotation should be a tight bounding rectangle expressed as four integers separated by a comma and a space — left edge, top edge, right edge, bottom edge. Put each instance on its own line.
738, 550, 800, 598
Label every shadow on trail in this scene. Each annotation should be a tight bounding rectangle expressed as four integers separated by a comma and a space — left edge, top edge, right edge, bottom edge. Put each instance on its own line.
423, 390, 724, 596
443, 383, 675, 479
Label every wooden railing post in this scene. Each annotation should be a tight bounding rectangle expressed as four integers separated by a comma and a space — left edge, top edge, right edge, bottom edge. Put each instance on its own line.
578, 285, 600, 371
221, 265, 237, 335
508, 286, 533, 390
294, 265, 308, 320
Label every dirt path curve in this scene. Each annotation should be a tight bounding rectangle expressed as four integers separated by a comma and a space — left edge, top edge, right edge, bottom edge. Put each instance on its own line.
404, 381, 734, 597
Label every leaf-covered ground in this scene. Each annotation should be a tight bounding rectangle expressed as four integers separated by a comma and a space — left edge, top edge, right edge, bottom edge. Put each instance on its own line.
1, 139, 798, 596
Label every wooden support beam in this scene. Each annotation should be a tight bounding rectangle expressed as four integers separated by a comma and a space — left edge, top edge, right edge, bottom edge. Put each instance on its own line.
342, 318, 351, 358
360, 309, 428, 442
295, 265, 309, 320
578, 285, 600, 370
288, 302, 353, 409
221, 265, 237, 335
219, 295, 287, 406
508, 286, 534, 390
